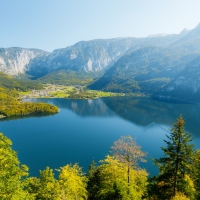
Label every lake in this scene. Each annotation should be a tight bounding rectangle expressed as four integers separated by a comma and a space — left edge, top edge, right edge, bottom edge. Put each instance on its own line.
0, 97, 200, 177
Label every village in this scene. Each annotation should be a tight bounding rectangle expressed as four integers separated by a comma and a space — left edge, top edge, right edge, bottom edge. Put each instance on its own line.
21, 84, 79, 99
20, 84, 123, 99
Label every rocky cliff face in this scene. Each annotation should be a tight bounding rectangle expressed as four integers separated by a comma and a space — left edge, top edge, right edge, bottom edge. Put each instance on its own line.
0, 33, 186, 78
0, 48, 49, 76
1, 23, 200, 102
26, 38, 146, 78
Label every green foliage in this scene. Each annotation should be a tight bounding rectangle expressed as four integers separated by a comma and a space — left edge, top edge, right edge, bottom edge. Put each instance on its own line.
20, 84, 123, 99
59, 163, 88, 200
0, 102, 59, 117
38, 70, 95, 86
191, 150, 200, 199
87, 160, 102, 200
111, 135, 147, 187
89, 46, 200, 103
153, 115, 195, 199
89, 46, 184, 94
0, 76, 59, 119
27, 167, 61, 200
1, 114, 200, 199
0, 132, 34, 199
87, 155, 148, 200
170, 192, 190, 200
0, 72, 42, 91
68, 88, 123, 99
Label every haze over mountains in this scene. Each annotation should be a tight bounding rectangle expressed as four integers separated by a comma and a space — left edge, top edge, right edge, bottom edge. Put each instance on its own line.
1, 23, 200, 102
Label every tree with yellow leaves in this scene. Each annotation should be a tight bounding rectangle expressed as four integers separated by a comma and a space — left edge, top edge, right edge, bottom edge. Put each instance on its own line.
111, 135, 147, 185
0, 132, 34, 200
87, 155, 148, 200
59, 163, 88, 200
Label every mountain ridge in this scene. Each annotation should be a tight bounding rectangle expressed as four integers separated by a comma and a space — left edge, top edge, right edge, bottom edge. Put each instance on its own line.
1, 23, 200, 102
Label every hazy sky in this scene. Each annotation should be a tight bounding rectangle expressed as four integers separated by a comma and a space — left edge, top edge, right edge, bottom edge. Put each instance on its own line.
1, 0, 200, 52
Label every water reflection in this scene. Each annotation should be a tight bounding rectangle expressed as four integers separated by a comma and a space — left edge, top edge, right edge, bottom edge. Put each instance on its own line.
29, 97, 200, 138
0, 113, 56, 122
25, 98, 115, 117
2, 97, 200, 177
102, 97, 200, 138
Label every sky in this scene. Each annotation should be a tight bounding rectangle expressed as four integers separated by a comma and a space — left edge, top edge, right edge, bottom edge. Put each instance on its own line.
1, 0, 200, 52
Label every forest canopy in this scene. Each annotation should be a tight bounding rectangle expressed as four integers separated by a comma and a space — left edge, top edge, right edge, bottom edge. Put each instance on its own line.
0, 72, 58, 119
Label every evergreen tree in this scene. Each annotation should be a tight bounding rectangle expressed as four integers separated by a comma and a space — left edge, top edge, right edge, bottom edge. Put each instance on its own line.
153, 115, 195, 199
87, 160, 102, 200
191, 149, 200, 199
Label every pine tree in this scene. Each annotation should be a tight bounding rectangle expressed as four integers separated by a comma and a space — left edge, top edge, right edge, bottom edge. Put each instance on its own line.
87, 160, 102, 200
154, 115, 195, 199
191, 149, 200, 199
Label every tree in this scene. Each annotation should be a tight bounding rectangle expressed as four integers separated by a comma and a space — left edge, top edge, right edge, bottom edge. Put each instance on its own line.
110, 135, 146, 184
0, 132, 34, 199
87, 155, 148, 200
154, 115, 195, 199
191, 149, 200, 199
87, 160, 102, 200
58, 163, 88, 200
26, 167, 61, 200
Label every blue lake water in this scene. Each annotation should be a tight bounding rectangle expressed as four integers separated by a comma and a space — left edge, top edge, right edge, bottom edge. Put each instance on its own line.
0, 97, 200, 177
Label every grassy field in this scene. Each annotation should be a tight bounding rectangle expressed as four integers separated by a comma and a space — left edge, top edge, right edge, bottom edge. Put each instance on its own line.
20, 85, 125, 99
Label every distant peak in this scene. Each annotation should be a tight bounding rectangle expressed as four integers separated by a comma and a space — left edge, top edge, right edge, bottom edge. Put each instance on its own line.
194, 22, 200, 29
147, 33, 169, 38
179, 28, 190, 34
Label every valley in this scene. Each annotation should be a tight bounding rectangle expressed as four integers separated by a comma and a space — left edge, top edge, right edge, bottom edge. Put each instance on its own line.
2, 1, 200, 199
1, 23, 200, 103
20, 84, 125, 99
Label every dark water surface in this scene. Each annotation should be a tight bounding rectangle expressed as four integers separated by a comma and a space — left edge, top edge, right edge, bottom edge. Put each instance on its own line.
0, 97, 200, 177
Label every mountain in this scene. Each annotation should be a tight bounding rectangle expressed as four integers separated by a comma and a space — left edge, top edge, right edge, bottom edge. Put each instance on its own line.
1, 22, 200, 102
170, 23, 200, 53
0, 30, 188, 79
26, 38, 138, 79
89, 23, 200, 102
26, 36, 185, 79
0, 47, 49, 76
89, 46, 198, 93
155, 55, 200, 102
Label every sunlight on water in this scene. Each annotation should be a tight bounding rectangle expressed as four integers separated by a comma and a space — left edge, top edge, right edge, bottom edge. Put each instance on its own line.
1, 97, 200, 177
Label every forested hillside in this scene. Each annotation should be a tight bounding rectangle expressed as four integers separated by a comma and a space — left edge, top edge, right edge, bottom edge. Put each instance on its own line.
0, 72, 42, 90
88, 23, 200, 102
89, 46, 198, 94
0, 72, 58, 119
